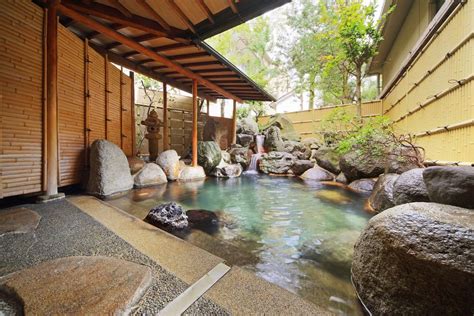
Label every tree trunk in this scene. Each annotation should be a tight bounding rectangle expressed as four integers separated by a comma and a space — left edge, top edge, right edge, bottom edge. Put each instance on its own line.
308, 76, 316, 110
220, 99, 225, 117
355, 67, 362, 118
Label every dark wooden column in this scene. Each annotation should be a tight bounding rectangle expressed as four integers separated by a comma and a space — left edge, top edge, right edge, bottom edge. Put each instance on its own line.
192, 80, 198, 166
162, 82, 169, 150
46, 0, 59, 196
231, 99, 237, 145
206, 99, 210, 116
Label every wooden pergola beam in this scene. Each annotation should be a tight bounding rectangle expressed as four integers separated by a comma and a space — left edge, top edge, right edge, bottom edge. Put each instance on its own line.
59, 6, 242, 102
166, 0, 197, 34
136, 0, 171, 31
62, 0, 188, 41
167, 52, 209, 60
90, 43, 217, 102
87, 23, 123, 39
196, 0, 215, 24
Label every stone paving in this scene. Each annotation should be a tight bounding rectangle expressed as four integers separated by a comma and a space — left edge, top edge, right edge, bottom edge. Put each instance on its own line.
0, 199, 228, 315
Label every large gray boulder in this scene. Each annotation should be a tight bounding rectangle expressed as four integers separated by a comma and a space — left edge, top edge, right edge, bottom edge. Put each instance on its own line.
263, 126, 284, 152
423, 166, 474, 209
291, 160, 314, 176
314, 147, 341, 174
282, 141, 311, 160
393, 168, 430, 205
348, 178, 376, 194
352, 202, 474, 315
300, 166, 335, 181
259, 151, 296, 174
237, 116, 259, 135
87, 139, 133, 197
210, 157, 242, 178
260, 114, 300, 141
339, 146, 423, 182
133, 163, 167, 188
157, 150, 181, 181
178, 166, 206, 182
145, 202, 188, 231
197, 141, 222, 174
228, 146, 251, 169
368, 173, 399, 212
236, 134, 254, 147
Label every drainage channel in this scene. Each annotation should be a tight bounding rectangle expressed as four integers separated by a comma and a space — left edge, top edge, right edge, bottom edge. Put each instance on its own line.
158, 263, 231, 316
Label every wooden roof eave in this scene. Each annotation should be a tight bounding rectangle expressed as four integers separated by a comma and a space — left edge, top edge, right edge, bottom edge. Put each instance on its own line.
58, 4, 244, 103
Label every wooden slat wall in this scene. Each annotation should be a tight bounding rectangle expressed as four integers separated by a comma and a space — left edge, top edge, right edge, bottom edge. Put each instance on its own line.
0, 0, 135, 198
121, 72, 133, 156
0, 0, 44, 198
88, 48, 106, 143
58, 24, 85, 186
107, 63, 122, 147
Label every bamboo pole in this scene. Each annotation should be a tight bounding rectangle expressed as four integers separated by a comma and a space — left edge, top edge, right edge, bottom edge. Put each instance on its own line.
104, 53, 109, 139
231, 99, 237, 144
46, 0, 59, 196
84, 38, 90, 165
130, 71, 136, 156
163, 82, 169, 150
192, 80, 198, 166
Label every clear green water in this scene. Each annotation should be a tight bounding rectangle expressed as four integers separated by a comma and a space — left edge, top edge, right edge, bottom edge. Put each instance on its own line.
108, 174, 372, 315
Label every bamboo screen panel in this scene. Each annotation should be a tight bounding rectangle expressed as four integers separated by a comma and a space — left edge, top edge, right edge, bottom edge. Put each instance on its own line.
0, 0, 44, 198
107, 63, 122, 147
382, 1, 473, 163
88, 48, 106, 143
58, 24, 85, 186
121, 72, 133, 156
259, 101, 383, 140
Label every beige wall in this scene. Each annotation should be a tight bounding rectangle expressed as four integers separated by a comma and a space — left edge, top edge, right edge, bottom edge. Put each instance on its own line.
382, 0, 432, 85
382, 0, 473, 164
260, 101, 383, 140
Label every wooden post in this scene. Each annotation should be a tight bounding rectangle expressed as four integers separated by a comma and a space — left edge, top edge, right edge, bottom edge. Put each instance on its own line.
231, 99, 237, 145
45, 0, 59, 196
120, 66, 124, 149
206, 99, 210, 116
162, 82, 169, 150
192, 80, 198, 167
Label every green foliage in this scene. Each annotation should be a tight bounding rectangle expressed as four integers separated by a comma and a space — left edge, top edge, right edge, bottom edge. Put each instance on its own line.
206, 17, 274, 89
320, 108, 394, 157
236, 102, 268, 121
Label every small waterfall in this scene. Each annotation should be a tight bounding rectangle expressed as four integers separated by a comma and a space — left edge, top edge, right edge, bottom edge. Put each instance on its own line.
245, 153, 262, 174
256, 135, 265, 153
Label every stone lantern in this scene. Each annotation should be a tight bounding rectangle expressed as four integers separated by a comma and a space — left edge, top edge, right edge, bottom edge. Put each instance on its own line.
141, 109, 162, 162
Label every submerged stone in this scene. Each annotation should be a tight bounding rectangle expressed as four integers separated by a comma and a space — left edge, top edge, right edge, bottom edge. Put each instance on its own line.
187, 209, 219, 234
0, 256, 152, 315
315, 189, 352, 205
145, 202, 188, 231
300, 166, 335, 181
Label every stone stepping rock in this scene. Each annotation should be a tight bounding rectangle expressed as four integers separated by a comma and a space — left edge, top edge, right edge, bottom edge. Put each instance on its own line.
0, 256, 152, 315
0, 207, 41, 236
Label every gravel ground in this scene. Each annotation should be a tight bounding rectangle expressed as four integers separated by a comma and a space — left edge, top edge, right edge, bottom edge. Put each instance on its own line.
0, 199, 229, 315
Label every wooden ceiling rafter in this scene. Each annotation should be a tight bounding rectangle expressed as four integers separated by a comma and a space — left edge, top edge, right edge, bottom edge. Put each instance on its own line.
136, 0, 172, 31
105, 0, 132, 18
196, 0, 215, 24
58, 4, 243, 102
106, 33, 158, 50
165, 0, 197, 34
87, 23, 123, 39
61, 0, 189, 42
122, 43, 192, 59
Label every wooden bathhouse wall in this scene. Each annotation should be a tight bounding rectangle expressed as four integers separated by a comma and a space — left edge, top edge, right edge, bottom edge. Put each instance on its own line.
1, 0, 135, 198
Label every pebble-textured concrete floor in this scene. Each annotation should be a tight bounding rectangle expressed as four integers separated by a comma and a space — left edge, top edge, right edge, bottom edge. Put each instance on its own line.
0, 199, 229, 315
